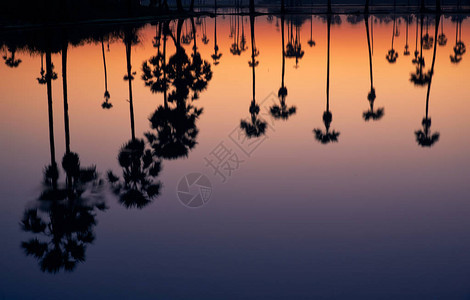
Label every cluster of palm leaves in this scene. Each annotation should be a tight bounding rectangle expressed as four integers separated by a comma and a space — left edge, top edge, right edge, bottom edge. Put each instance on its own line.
270, 87, 296, 120
2, 46, 22, 68
241, 99, 267, 138
21, 153, 106, 273
450, 19, 466, 63
415, 117, 440, 147
108, 139, 162, 209
285, 22, 304, 67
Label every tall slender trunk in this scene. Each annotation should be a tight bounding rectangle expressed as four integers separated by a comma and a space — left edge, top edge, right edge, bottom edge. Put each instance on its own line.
126, 38, 135, 141
281, 15, 285, 89
326, 16, 331, 112
426, 15, 440, 119
163, 26, 168, 109
190, 0, 195, 11
214, 16, 218, 52
101, 40, 108, 94
405, 16, 409, 50
62, 42, 70, 155
365, 0, 370, 13
46, 49, 56, 189
250, 15, 256, 102
327, 0, 332, 14
191, 17, 197, 55
419, 14, 424, 75
365, 16, 373, 90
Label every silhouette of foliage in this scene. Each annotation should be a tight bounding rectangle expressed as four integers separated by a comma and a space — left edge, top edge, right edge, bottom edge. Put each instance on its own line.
108, 139, 162, 208
21, 153, 105, 273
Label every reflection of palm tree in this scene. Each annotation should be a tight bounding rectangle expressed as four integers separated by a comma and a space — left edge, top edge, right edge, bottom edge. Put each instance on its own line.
450, 18, 466, 63
413, 15, 420, 62
416, 15, 440, 147
45, 47, 58, 188
101, 39, 112, 109
22, 49, 106, 271
3, 46, 22, 68
145, 19, 212, 159
107, 29, 162, 209
123, 30, 138, 141
230, 15, 247, 56
241, 15, 267, 138
314, 16, 340, 144
21, 188, 105, 273
422, 16, 434, 50
308, 16, 316, 47
142, 22, 169, 95
21, 147, 105, 273
386, 14, 398, 63
37, 53, 58, 85
438, 15, 447, 46
202, 18, 210, 45
411, 14, 430, 86
286, 20, 304, 68
271, 16, 296, 121
404, 15, 411, 56
211, 15, 223, 65
109, 139, 162, 208
364, 15, 384, 121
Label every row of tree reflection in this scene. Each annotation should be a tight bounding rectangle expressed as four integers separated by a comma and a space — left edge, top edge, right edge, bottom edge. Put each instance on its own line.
0, 12, 465, 273
20, 31, 107, 273
11, 18, 215, 273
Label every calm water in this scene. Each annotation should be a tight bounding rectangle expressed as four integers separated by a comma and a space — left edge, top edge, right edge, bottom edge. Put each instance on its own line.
1, 14, 470, 299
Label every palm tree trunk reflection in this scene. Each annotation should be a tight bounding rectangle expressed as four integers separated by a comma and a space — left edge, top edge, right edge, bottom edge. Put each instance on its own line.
415, 14, 440, 147
313, 15, 339, 144
45, 49, 57, 188
363, 15, 383, 121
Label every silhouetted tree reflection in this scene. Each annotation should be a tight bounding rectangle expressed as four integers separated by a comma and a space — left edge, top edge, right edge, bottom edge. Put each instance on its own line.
415, 14, 440, 148
286, 19, 304, 68
230, 15, 247, 56
37, 53, 57, 84
22, 43, 106, 271
212, 16, 223, 65
364, 15, 384, 121
314, 15, 340, 144
411, 14, 430, 86
21, 150, 105, 273
270, 15, 296, 121
404, 15, 411, 56
438, 15, 447, 46
3, 46, 22, 68
386, 13, 398, 63
240, 15, 267, 138
124, 28, 139, 140
422, 16, 434, 50
108, 28, 163, 209
108, 139, 162, 208
308, 15, 316, 47
101, 38, 112, 109
450, 17, 466, 63
413, 15, 420, 62
143, 19, 212, 159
